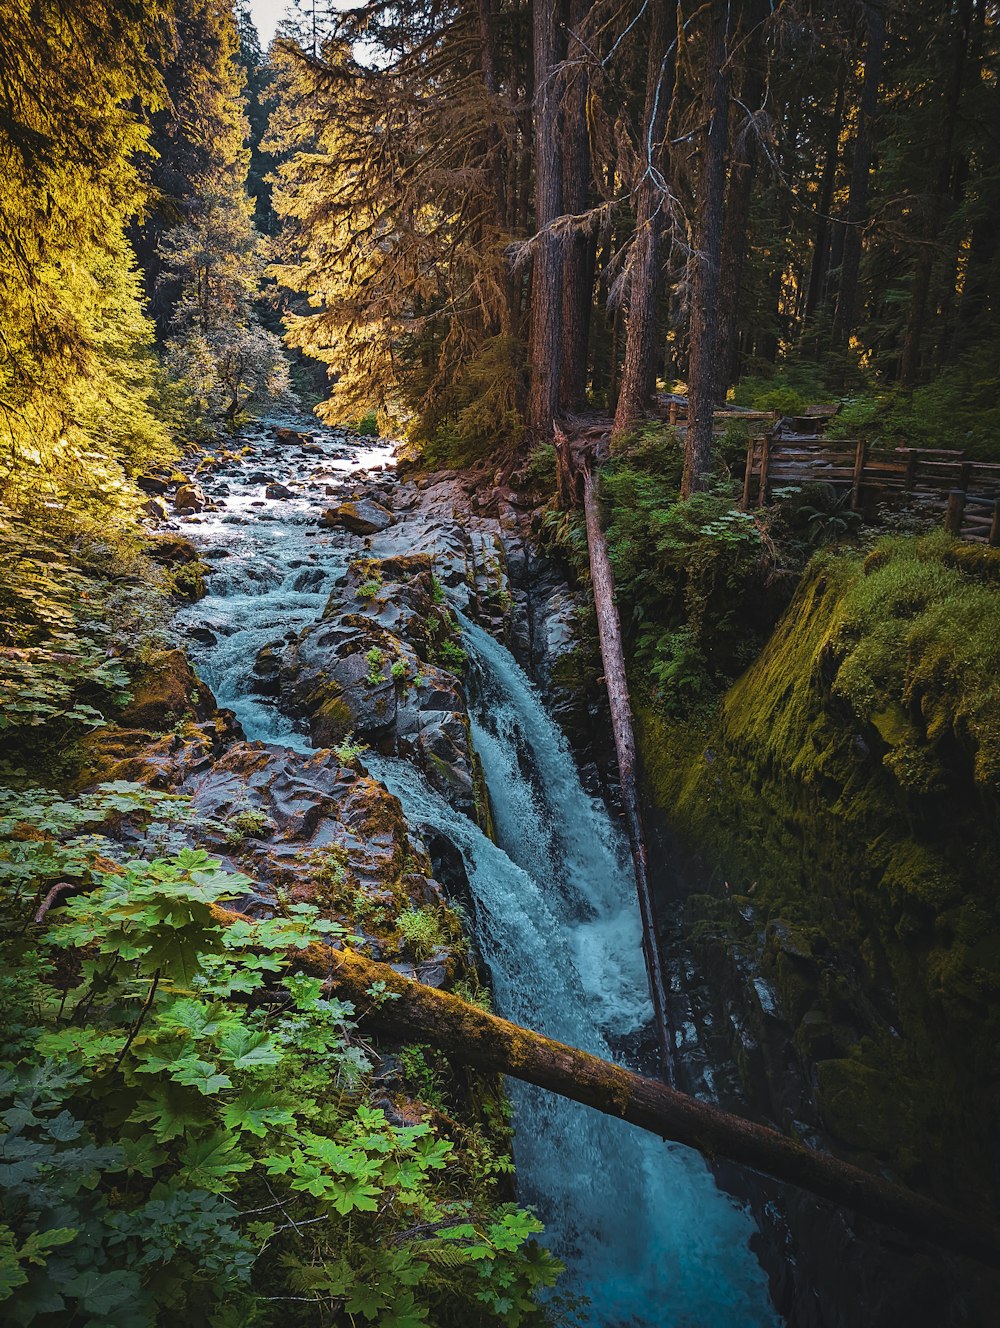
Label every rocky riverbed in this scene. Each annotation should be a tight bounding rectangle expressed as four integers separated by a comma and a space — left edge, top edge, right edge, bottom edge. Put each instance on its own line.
78, 415, 785, 1327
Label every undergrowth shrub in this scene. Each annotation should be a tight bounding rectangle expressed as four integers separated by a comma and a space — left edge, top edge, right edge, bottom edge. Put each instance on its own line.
0, 783, 562, 1325
0, 515, 171, 775
828, 349, 1000, 461
602, 455, 770, 712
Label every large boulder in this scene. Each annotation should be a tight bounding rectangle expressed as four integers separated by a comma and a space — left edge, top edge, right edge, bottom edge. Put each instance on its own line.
173, 482, 207, 514
119, 649, 217, 732
137, 474, 171, 496
320, 499, 393, 535
274, 426, 312, 445
147, 534, 200, 566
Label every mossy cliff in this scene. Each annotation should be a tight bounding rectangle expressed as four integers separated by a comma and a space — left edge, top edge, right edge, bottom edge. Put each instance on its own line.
637, 533, 1000, 1217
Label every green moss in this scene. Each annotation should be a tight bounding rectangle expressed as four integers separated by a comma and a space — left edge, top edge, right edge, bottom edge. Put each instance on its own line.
637, 535, 1000, 1214
815, 1058, 920, 1171
315, 693, 354, 743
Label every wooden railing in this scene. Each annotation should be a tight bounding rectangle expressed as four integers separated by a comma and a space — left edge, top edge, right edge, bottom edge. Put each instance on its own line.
741, 436, 1000, 546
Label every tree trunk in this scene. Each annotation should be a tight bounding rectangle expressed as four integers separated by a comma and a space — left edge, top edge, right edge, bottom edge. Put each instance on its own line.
898, 0, 972, 384
682, 1, 731, 498
804, 77, 846, 324
612, 0, 675, 441
716, 15, 766, 395
559, 0, 595, 411
831, 2, 886, 352
526, 0, 565, 434
953, 68, 1000, 355
226, 911, 1000, 1270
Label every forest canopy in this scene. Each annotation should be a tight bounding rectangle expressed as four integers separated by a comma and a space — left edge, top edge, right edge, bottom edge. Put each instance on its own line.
1, 0, 998, 515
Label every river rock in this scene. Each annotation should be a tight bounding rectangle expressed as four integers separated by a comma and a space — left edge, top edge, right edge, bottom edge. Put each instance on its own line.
274, 425, 312, 445
266, 481, 294, 499
173, 482, 207, 514
147, 534, 200, 565
320, 499, 394, 535
137, 473, 172, 495
251, 644, 283, 697
119, 649, 217, 731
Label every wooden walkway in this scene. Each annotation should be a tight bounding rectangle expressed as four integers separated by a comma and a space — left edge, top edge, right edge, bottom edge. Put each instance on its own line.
741, 434, 1000, 545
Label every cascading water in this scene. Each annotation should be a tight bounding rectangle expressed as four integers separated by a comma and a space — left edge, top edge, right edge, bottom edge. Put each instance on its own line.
176, 424, 779, 1327
368, 623, 777, 1328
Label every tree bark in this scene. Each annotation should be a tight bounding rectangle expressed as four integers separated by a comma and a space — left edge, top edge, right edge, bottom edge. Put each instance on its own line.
580, 459, 675, 1083
526, 0, 565, 434
804, 77, 846, 325
682, 1, 731, 498
831, 2, 886, 352
716, 0, 767, 393
222, 910, 1000, 1270
898, 0, 972, 384
559, 0, 595, 411
612, 0, 675, 441
953, 70, 1000, 356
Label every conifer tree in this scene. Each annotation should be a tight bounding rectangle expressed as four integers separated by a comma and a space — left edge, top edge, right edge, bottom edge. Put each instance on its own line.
136, 0, 289, 430
0, 1, 173, 510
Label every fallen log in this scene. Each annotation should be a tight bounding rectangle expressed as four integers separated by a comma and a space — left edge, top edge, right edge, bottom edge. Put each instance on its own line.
249, 925, 1000, 1271
579, 461, 676, 1085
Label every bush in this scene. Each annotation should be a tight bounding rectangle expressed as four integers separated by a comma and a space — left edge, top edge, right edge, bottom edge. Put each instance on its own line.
0, 784, 562, 1324
731, 361, 834, 411
828, 351, 1000, 461
602, 465, 771, 713
354, 409, 379, 436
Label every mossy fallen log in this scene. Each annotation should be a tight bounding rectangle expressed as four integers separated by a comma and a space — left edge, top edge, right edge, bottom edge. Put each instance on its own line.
241, 919, 1000, 1270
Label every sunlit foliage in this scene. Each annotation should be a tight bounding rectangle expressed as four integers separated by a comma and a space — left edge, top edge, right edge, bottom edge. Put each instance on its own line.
0, 1, 175, 511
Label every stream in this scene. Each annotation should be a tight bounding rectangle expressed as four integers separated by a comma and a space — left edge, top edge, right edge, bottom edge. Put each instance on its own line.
174, 421, 779, 1327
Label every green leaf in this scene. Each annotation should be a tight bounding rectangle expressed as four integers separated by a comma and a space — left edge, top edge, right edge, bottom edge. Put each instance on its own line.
216, 1028, 281, 1070
220, 1090, 295, 1138
172, 1060, 233, 1095
65, 1268, 141, 1315
181, 1132, 252, 1192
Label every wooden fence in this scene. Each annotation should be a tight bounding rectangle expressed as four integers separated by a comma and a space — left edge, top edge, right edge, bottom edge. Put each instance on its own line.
741, 436, 1000, 546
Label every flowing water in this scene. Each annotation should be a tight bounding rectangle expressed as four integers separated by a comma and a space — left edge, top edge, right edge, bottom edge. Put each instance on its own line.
177, 424, 779, 1327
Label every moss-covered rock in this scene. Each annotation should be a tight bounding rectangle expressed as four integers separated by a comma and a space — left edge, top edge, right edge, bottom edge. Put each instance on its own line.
119, 649, 216, 731
638, 533, 1000, 1217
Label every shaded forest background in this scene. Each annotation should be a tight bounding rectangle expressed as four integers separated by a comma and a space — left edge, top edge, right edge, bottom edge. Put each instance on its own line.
2, 0, 999, 527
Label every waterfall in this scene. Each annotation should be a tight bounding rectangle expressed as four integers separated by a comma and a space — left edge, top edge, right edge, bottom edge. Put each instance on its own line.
368, 621, 777, 1328
176, 428, 778, 1327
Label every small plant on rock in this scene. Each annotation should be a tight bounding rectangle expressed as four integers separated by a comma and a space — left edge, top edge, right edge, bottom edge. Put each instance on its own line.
396, 906, 446, 960
364, 646, 385, 685
332, 732, 367, 763
223, 806, 271, 845
437, 638, 468, 674
356, 578, 382, 601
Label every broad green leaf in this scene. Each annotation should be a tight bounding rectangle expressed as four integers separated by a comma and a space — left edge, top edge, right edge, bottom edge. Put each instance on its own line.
220, 1090, 295, 1138
181, 1132, 252, 1192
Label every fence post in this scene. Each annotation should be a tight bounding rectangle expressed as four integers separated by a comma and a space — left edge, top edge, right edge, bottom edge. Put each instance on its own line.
669, 400, 678, 429
989, 501, 1000, 549
757, 432, 771, 507
945, 489, 966, 536
903, 450, 917, 492
851, 440, 868, 511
